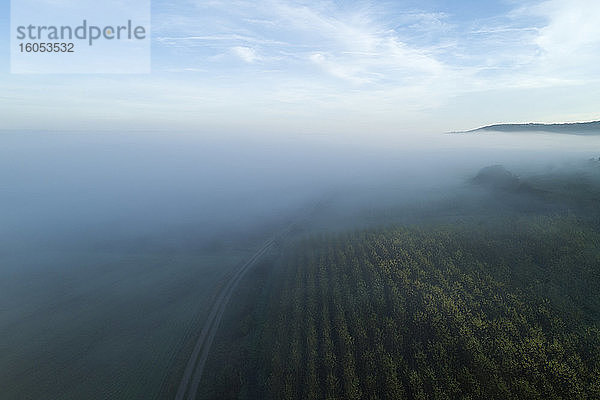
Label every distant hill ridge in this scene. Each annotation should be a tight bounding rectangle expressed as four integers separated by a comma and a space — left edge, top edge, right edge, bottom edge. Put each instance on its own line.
456, 120, 600, 135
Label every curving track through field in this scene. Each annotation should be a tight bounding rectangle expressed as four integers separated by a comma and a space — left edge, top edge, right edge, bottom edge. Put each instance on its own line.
174, 198, 327, 400
174, 237, 277, 400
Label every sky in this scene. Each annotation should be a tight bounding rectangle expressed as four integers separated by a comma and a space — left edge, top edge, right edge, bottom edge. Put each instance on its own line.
0, 0, 599, 139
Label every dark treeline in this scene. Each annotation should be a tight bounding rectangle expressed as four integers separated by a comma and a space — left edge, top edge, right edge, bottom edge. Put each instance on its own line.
202, 215, 600, 399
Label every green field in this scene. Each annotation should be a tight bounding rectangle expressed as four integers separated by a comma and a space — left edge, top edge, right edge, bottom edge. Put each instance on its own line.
5, 161, 600, 400
199, 164, 600, 400
0, 245, 255, 399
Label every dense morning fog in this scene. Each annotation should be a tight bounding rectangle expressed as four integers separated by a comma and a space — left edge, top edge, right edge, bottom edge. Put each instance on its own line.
3, 130, 600, 399
2, 130, 599, 255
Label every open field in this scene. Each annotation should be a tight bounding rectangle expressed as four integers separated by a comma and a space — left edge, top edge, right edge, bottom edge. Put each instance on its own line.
198, 164, 600, 399
0, 246, 255, 400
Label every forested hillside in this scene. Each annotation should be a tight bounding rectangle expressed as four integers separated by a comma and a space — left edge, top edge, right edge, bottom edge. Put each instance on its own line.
463, 121, 600, 135
201, 216, 600, 399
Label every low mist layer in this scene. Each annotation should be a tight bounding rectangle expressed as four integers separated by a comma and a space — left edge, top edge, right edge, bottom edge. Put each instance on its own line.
1, 130, 600, 399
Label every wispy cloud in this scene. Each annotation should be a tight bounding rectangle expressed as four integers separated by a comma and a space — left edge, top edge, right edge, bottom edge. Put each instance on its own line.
153, 0, 457, 94
155, 34, 289, 47
526, 0, 600, 76
231, 46, 261, 63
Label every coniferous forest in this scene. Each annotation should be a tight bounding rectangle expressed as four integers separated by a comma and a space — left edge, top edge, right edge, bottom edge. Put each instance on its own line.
199, 166, 600, 400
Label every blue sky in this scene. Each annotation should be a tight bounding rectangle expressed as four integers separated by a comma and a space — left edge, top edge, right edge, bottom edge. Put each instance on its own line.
1, 0, 599, 138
